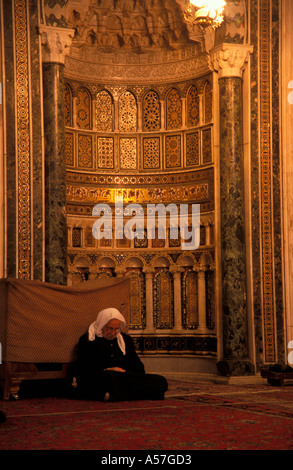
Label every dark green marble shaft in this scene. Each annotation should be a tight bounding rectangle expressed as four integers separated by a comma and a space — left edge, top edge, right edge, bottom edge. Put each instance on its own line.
218, 77, 254, 376
43, 63, 67, 285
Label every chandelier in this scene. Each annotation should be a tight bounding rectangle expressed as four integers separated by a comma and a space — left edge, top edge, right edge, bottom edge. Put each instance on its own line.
184, 0, 226, 29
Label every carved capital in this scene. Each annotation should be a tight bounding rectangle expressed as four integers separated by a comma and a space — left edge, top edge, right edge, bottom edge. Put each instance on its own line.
39, 26, 75, 64
209, 43, 254, 79
169, 266, 184, 275
143, 267, 155, 277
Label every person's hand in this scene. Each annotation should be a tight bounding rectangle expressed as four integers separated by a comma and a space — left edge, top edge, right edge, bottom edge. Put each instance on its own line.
104, 367, 125, 372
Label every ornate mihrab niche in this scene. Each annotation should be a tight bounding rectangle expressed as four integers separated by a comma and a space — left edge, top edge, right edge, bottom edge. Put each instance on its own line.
64, 0, 209, 83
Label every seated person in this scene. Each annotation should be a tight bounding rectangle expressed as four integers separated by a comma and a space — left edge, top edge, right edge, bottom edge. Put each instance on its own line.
76, 307, 168, 401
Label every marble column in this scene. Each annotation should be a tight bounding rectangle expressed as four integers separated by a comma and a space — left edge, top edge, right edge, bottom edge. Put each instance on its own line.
281, 0, 293, 361
39, 26, 74, 285
211, 44, 255, 376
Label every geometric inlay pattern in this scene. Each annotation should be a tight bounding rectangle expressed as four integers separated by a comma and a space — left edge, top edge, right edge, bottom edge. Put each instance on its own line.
165, 134, 181, 168
166, 88, 182, 129
187, 85, 199, 127
186, 132, 199, 166
76, 87, 91, 129
65, 79, 214, 173
66, 132, 74, 166
202, 128, 212, 164
78, 134, 93, 168
97, 137, 114, 168
134, 229, 148, 248
204, 81, 213, 123
119, 91, 137, 132
143, 90, 160, 131
126, 270, 146, 329
153, 269, 174, 329
119, 137, 137, 169
182, 270, 198, 329
142, 137, 160, 169
72, 227, 82, 247
96, 90, 113, 132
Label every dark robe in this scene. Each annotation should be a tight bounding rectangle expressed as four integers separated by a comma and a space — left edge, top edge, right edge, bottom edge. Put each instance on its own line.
76, 332, 168, 401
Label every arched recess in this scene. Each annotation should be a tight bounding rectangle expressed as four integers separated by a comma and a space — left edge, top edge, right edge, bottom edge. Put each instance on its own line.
76, 86, 91, 129
124, 256, 146, 330
126, 269, 146, 330
186, 84, 199, 127
142, 89, 161, 131
96, 256, 116, 278
182, 270, 198, 330
153, 268, 174, 329
118, 90, 137, 132
72, 255, 91, 284
96, 90, 114, 132
166, 87, 182, 130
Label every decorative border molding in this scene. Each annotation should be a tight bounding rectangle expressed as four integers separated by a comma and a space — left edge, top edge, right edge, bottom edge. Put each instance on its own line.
66, 167, 213, 186
66, 183, 210, 205
66, 167, 214, 214
15, 0, 31, 279
259, 0, 276, 362
132, 335, 217, 355
65, 48, 210, 84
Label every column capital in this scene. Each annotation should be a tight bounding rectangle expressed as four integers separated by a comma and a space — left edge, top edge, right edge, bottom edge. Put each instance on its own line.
169, 266, 184, 275
143, 267, 155, 275
115, 267, 126, 277
193, 266, 208, 273
197, 269, 207, 279
39, 26, 75, 64
209, 43, 254, 79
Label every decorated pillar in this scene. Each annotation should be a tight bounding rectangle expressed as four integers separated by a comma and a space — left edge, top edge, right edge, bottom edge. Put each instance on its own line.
211, 43, 254, 376
39, 26, 74, 284
282, 0, 293, 364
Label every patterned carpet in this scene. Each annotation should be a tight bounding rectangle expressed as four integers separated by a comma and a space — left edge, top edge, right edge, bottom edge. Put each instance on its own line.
0, 379, 292, 454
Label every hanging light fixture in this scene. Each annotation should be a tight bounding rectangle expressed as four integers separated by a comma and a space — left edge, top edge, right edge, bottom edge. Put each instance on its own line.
184, 0, 226, 29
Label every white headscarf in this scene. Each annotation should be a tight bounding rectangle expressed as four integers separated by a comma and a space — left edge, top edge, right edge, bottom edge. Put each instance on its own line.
88, 307, 127, 355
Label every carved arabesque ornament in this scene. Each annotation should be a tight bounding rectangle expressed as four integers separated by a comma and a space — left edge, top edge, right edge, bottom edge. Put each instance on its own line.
61, 0, 208, 82
209, 43, 253, 78
39, 26, 75, 64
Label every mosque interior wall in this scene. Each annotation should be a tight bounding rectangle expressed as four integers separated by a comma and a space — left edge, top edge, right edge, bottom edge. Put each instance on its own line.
0, 0, 292, 378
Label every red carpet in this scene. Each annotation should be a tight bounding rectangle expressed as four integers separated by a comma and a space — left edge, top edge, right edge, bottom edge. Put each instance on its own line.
0, 379, 292, 452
